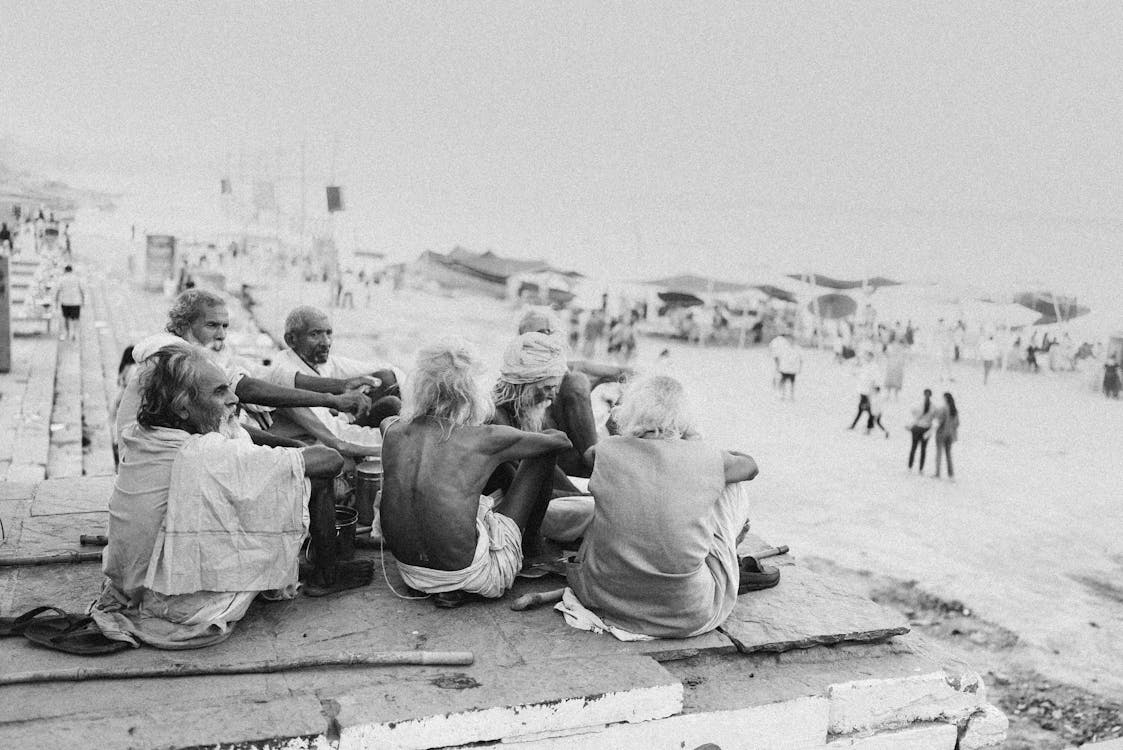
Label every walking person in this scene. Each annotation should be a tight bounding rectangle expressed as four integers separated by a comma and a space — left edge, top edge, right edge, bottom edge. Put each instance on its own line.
848, 351, 880, 433
979, 335, 999, 385
932, 392, 959, 480
869, 385, 890, 437
907, 389, 935, 473
55, 264, 84, 342
776, 335, 802, 401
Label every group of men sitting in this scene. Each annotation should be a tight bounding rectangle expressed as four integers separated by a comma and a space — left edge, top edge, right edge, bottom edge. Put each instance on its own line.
91, 289, 762, 649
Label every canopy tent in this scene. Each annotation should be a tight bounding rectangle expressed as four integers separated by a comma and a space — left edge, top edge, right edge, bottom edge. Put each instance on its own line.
645, 274, 753, 296
1013, 291, 1090, 325
753, 284, 798, 303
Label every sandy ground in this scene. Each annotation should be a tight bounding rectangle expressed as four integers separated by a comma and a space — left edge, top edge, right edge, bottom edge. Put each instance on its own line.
78, 230, 1123, 714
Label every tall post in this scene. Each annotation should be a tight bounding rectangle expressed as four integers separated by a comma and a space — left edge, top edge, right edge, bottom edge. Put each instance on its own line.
0, 254, 11, 373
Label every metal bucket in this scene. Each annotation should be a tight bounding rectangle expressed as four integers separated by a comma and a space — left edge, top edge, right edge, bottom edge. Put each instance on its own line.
355, 458, 383, 528
335, 504, 358, 561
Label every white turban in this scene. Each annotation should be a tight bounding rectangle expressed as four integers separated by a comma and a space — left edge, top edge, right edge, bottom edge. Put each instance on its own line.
500, 332, 569, 384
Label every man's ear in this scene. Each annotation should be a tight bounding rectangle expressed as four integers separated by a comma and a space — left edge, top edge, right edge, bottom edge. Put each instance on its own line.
173, 402, 192, 423
283, 331, 296, 348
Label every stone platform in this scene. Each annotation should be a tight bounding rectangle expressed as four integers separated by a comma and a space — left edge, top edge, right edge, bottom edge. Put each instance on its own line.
0, 476, 1006, 750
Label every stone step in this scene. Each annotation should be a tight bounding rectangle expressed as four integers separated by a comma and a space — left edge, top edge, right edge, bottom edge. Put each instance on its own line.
7, 336, 58, 482
80, 287, 115, 476
47, 336, 83, 478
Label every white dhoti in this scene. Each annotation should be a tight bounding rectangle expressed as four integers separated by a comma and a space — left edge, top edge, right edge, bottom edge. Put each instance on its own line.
395, 495, 523, 598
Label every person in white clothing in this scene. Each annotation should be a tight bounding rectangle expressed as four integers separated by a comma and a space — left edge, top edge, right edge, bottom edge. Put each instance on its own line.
264, 306, 401, 457
775, 335, 803, 401
55, 264, 84, 341
978, 335, 999, 385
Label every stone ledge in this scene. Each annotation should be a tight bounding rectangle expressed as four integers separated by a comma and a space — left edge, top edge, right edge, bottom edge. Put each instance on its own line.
476, 696, 829, 750
825, 721, 958, 749
959, 704, 1009, 749
827, 670, 986, 735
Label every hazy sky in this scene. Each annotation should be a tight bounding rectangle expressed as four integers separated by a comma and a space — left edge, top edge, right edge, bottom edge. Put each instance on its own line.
3, 2, 1122, 299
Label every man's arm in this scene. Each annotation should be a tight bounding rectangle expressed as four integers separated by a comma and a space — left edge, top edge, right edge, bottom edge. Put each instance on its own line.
722, 450, 759, 483
283, 406, 381, 459
300, 445, 344, 478
293, 371, 381, 395
243, 425, 306, 448
235, 376, 371, 416
485, 425, 572, 464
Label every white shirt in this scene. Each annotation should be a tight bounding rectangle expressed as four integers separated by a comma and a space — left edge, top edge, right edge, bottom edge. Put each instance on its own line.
263, 348, 392, 448
56, 273, 83, 306
776, 346, 802, 375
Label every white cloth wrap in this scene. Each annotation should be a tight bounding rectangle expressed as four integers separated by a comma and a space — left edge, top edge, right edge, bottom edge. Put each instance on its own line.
499, 331, 569, 384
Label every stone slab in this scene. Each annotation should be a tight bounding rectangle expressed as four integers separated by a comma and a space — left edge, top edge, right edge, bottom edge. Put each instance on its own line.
719, 564, 909, 654
30, 475, 115, 516
0, 511, 107, 559
493, 696, 829, 750
825, 722, 957, 749
336, 654, 683, 750
48, 336, 84, 479
827, 671, 985, 734
664, 637, 947, 714
959, 704, 1009, 749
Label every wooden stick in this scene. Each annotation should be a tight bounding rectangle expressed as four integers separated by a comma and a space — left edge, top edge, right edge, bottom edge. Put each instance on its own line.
510, 588, 565, 611
0, 551, 103, 567
0, 650, 475, 686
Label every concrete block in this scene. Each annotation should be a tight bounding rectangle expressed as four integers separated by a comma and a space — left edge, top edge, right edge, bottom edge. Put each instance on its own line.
825, 722, 957, 749
6, 463, 46, 484
31, 475, 114, 515
492, 696, 830, 750
720, 564, 909, 655
335, 654, 683, 750
827, 671, 984, 734
959, 704, 1009, 749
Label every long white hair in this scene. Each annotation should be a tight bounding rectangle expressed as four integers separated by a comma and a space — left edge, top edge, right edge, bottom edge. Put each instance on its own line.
400, 337, 494, 430
613, 375, 697, 440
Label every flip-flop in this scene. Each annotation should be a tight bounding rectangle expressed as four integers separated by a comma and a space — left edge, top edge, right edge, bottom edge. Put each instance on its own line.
302, 559, 375, 598
0, 606, 75, 638
738, 556, 780, 594
23, 616, 130, 655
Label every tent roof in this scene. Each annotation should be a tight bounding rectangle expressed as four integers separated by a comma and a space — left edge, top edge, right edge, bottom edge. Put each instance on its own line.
786, 273, 900, 290
645, 274, 752, 296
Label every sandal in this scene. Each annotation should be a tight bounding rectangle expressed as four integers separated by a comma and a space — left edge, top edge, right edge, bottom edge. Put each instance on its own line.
0, 606, 75, 638
738, 556, 780, 594
23, 616, 130, 655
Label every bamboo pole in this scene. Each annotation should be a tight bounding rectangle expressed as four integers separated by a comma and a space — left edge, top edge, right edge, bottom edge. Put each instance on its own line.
0, 650, 475, 686
0, 551, 103, 567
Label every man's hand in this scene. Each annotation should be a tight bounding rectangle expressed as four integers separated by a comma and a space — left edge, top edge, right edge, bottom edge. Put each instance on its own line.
332, 390, 373, 418
344, 375, 382, 391
328, 437, 381, 460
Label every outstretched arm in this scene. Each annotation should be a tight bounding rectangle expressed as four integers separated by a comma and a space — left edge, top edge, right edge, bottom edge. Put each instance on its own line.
485, 425, 572, 464
293, 371, 382, 395
723, 450, 759, 483
235, 376, 371, 416
282, 406, 381, 459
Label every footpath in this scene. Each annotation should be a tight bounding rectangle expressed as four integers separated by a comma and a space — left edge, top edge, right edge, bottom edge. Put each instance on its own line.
0, 235, 1008, 749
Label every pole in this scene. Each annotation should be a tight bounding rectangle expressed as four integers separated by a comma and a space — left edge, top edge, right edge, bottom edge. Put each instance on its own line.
0, 254, 11, 373
0, 650, 476, 686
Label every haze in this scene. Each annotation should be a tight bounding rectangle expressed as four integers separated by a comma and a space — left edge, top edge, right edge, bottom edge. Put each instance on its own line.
3, 2, 1121, 302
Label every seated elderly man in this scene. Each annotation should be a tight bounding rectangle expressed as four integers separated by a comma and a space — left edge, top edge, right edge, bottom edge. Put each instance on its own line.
380, 338, 571, 608
91, 344, 368, 651
515, 309, 631, 477
116, 290, 377, 460
566, 376, 761, 639
263, 305, 401, 455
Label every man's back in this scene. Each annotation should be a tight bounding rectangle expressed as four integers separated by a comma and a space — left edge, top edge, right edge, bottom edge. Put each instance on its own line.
381, 419, 504, 570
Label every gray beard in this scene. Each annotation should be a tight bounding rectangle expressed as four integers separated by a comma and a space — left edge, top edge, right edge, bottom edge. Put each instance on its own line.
519, 401, 548, 433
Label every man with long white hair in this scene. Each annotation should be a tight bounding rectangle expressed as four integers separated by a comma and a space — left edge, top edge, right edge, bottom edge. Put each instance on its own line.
380, 338, 572, 608
566, 375, 765, 639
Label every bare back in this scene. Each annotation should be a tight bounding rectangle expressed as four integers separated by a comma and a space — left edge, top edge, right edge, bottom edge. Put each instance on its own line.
381, 417, 568, 570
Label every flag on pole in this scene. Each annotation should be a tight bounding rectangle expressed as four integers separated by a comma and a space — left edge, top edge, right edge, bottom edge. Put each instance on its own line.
326, 186, 344, 212
220, 178, 232, 195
